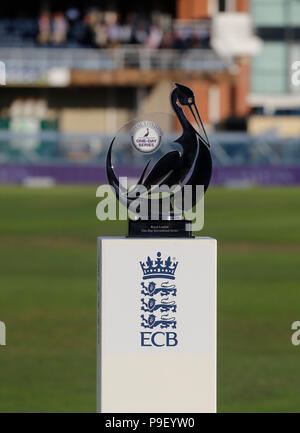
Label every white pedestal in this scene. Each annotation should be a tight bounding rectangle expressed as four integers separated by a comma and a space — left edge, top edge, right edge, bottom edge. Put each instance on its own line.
97, 237, 217, 413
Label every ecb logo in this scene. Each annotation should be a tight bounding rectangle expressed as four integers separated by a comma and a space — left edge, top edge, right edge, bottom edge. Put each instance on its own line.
139, 252, 178, 347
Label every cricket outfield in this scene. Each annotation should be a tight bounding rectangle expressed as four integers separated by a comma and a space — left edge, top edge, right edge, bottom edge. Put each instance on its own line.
0, 186, 299, 412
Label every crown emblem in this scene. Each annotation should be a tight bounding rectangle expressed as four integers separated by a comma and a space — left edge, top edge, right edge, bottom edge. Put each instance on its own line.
140, 252, 178, 280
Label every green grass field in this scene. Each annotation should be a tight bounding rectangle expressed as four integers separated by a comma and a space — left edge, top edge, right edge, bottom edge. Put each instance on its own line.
0, 185, 300, 412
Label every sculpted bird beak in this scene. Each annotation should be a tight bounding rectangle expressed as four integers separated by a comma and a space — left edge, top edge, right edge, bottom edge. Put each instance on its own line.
188, 101, 201, 131
188, 102, 210, 147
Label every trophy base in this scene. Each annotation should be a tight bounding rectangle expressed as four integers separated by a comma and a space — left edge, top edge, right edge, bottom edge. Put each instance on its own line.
97, 237, 217, 412
128, 219, 193, 238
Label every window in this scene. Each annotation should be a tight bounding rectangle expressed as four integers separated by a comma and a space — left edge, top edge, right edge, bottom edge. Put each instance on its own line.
218, 0, 236, 12
219, 0, 226, 11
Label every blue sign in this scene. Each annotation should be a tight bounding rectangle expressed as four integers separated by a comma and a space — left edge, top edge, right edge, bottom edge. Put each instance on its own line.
140, 252, 178, 347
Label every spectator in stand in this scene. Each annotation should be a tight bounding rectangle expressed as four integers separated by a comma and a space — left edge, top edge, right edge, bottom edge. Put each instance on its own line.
80, 9, 95, 46
119, 14, 134, 44
94, 20, 109, 48
65, 6, 80, 23
37, 11, 51, 44
52, 12, 68, 45
199, 26, 211, 49
19, 9, 212, 50
105, 11, 121, 48
91, 11, 109, 48
132, 20, 148, 45
145, 24, 163, 50
160, 29, 175, 49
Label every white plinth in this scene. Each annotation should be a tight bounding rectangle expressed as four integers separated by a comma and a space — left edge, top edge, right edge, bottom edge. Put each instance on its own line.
97, 237, 217, 413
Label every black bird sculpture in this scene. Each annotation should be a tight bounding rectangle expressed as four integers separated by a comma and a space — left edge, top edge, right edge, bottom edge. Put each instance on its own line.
143, 127, 150, 137
106, 82, 212, 215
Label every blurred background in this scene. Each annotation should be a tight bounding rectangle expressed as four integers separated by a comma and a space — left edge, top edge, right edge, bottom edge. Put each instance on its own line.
1, 0, 300, 413
1, 0, 300, 183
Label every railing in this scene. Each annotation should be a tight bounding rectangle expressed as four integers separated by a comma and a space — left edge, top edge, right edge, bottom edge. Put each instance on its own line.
1, 130, 300, 166
0, 47, 227, 84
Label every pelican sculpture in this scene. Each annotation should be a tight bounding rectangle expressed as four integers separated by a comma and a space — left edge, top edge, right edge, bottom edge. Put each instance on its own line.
143, 128, 150, 137
106, 82, 212, 218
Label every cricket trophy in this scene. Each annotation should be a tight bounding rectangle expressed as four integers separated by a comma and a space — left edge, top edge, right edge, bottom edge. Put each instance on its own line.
97, 83, 217, 413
